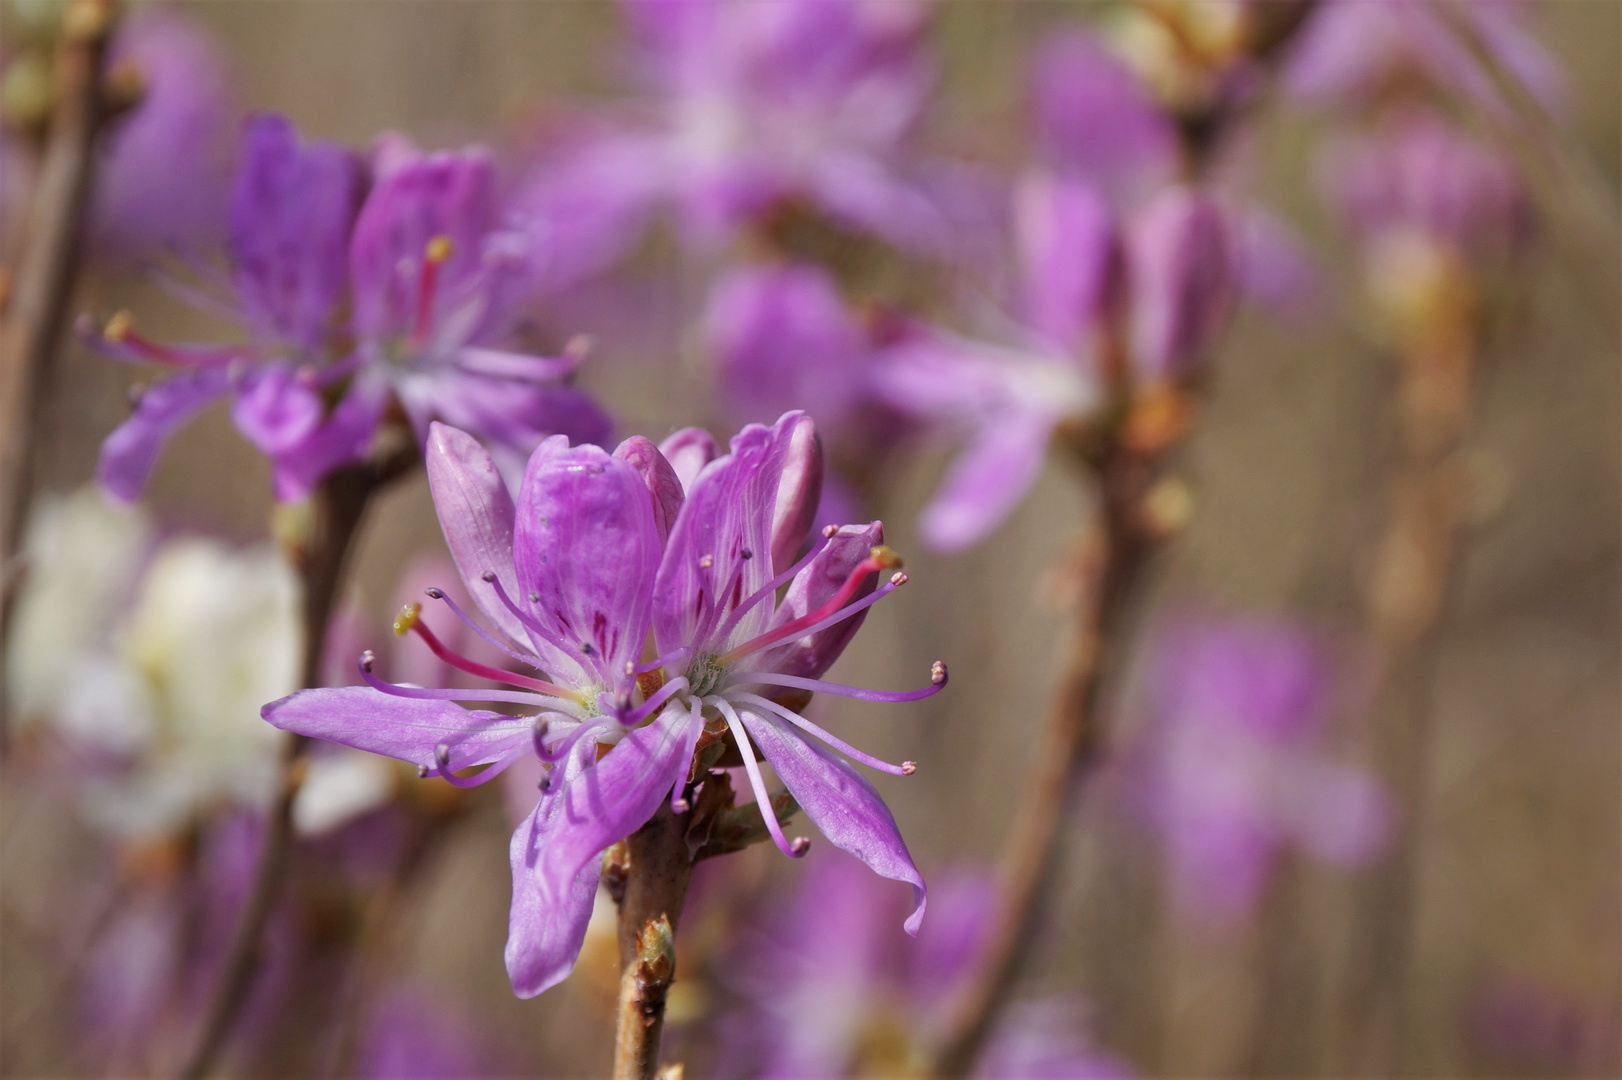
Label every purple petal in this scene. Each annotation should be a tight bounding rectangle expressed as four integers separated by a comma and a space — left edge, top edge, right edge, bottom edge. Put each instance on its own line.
1233, 206, 1326, 323
349, 143, 499, 340
657, 426, 720, 492
1125, 187, 1234, 382
399, 369, 613, 457
262, 685, 533, 772
706, 263, 867, 437
97, 367, 232, 501
613, 435, 686, 545
505, 736, 602, 998
919, 409, 1056, 553
1015, 173, 1120, 353
653, 412, 803, 657
230, 363, 323, 454
424, 421, 528, 646
770, 414, 823, 576
266, 378, 384, 503
762, 521, 883, 679
539, 705, 694, 907
230, 114, 363, 350
513, 437, 661, 686
1030, 29, 1178, 204
740, 709, 925, 934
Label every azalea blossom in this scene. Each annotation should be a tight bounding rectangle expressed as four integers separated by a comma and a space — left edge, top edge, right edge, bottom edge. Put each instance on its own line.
264, 411, 942, 997
1129, 611, 1390, 926
89, 113, 609, 503
514, 0, 951, 263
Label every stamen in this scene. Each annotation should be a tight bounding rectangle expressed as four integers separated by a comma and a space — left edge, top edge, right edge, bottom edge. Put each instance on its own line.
733, 692, 918, 777
668, 696, 706, 814
723, 577, 903, 671
423, 587, 547, 672
414, 234, 454, 343
616, 676, 689, 728
357, 653, 579, 711
532, 715, 615, 765
711, 529, 832, 646
419, 742, 526, 789
735, 661, 948, 703
711, 697, 807, 859
482, 572, 579, 661
718, 546, 903, 667
637, 646, 692, 676
398, 605, 581, 700
94, 310, 245, 367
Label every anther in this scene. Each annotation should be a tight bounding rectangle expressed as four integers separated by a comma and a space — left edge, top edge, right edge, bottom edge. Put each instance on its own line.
698, 554, 714, 570
740, 548, 753, 560
481, 570, 497, 583
424, 587, 445, 600
434, 743, 453, 769
869, 545, 903, 570
671, 797, 690, 814
103, 310, 133, 343
359, 650, 377, 673
424, 234, 454, 264
528, 591, 541, 604
822, 524, 839, 538
580, 641, 595, 655
930, 660, 948, 686
416, 764, 430, 778
624, 661, 636, 678
890, 572, 908, 586
393, 602, 423, 637
901, 761, 918, 775
790, 837, 812, 856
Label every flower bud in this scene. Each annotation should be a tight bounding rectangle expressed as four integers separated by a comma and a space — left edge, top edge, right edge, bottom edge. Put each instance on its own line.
1126, 186, 1234, 383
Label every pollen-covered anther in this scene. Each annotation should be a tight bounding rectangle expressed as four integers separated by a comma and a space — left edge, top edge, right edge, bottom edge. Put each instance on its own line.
698, 554, 714, 569
822, 524, 839, 538
393, 601, 423, 636
671, 796, 690, 814
359, 649, 377, 673
103, 310, 134, 343
424, 234, 454, 264
790, 837, 812, 856
930, 660, 948, 686
890, 572, 908, 587
434, 742, 453, 769
901, 761, 918, 775
869, 545, 903, 570
480, 570, 497, 583
424, 587, 445, 600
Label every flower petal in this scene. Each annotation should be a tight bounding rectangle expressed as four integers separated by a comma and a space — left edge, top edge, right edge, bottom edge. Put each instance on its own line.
762, 521, 883, 679
424, 421, 528, 646
739, 710, 926, 934
97, 367, 232, 501
653, 412, 803, 657
230, 362, 323, 455
770, 414, 824, 577
261, 685, 533, 772
266, 377, 383, 503
539, 704, 694, 907
657, 427, 719, 493
919, 408, 1056, 553
1125, 186, 1234, 382
512, 436, 661, 687
1014, 173, 1119, 354
613, 435, 685, 546
505, 736, 602, 998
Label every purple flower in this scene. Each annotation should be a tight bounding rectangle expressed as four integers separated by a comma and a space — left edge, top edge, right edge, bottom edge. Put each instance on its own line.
264, 411, 942, 997
873, 176, 1233, 552
515, 0, 947, 262
91, 115, 608, 503
1285, 0, 1567, 123
360, 986, 486, 1079
1131, 612, 1391, 927
716, 852, 1131, 1079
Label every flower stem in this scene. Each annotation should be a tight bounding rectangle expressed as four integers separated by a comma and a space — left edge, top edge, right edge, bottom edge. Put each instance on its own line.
613, 801, 695, 1080
0, 0, 120, 754
930, 446, 1159, 1078
169, 451, 411, 1080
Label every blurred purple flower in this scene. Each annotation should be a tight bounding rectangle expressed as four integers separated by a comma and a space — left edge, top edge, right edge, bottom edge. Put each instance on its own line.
1467, 973, 1619, 1074
90, 6, 238, 258
1132, 612, 1390, 927
873, 177, 1234, 552
89, 115, 608, 502
1285, 0, 1567, 123
360, 986, 486, 1079
265, 411, 941, 997
515, 0, 948, 263
718, 852, 1130, 1079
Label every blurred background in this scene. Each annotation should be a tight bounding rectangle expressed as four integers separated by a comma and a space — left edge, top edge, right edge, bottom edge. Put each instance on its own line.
1, 1, 1617, 1077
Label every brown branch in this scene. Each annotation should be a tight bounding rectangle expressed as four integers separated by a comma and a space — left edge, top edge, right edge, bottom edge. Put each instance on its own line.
929, 448, 1159, 1078
0, 0, 120, 749
613, 801, 695, 1080
169, 454, 404, 1080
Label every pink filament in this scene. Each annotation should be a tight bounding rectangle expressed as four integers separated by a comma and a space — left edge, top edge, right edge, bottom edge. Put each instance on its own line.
718, 553, 886, 666
409, 618, 577, 700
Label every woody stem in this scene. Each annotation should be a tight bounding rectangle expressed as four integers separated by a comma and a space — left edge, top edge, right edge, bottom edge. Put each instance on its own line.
612, 800, 695, 1080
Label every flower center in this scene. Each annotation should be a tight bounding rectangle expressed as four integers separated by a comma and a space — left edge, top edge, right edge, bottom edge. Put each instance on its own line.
685, 652, 726, 698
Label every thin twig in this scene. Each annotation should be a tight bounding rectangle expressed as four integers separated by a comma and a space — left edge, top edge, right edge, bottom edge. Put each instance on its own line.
930, 448, 1158, 1078
169, 454, 407, 1080
613, 801, 695, 1080
0, 0, 120, 750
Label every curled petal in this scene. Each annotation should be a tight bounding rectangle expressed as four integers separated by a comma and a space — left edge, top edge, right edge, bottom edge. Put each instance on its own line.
97, 367, 232, 501
613, 435, 685, 545
739, 710, 926, 934
763, 521, 884, 679
424, 422, 527, 646
770, 413, 823, 576
657, 426, 720, 493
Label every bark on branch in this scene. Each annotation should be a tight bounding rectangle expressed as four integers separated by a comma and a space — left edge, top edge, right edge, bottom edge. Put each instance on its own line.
613, 801, 695, 1080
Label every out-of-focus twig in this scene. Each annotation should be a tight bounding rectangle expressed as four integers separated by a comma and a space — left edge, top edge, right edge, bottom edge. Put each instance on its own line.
170, 443, 415, 1080
613, 801, 694, 1080
0, 0, 120, 750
